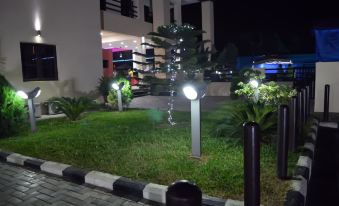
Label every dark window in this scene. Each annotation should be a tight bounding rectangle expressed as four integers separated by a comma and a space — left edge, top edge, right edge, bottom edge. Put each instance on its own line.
103, 60, 109, 68
20, 43, 58, 81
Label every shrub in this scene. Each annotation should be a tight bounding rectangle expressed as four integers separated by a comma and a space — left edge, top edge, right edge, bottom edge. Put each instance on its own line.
235, 81, 297, 106
217, 72, 296, 142
230, 68, 262, 99
0, 75, 26, 138
107, 77, 133, 110
96, 76, 114, 103
216, 103, 277, 142
48, 97, 93, 121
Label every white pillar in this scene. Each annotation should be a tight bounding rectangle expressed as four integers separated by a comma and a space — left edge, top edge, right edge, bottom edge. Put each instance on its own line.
152, 0, 170, 31
201, 0, 214, 52
135, 0, 145, 21
173, 0, 182, 25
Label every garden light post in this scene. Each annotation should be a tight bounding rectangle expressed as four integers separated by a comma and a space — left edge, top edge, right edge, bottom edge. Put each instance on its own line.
112, 82, 124, 112
302, 88, 307, 123
183, 83, 206, 158
289, 96, 298, 151
324, 84, 330, 121
16, 87, 41, 132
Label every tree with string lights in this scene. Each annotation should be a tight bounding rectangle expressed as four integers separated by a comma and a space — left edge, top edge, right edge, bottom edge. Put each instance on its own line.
134, 24, 212, 125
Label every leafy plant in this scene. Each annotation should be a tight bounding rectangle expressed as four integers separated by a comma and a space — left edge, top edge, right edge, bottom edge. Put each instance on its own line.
0, 75, 26, 138
107, 77, 133, 110
217, 72, 296, 142
235, 81, 297, 106
48, 97, 93, 121
216, 103, 277, 142
96, 76, 114, 103
230, 68, 262, 99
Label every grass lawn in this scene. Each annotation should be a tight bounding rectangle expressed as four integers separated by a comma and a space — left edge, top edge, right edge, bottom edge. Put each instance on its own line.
0, 101, 298, 205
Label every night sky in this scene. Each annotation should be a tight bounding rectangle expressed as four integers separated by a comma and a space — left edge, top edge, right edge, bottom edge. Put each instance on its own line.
182, 0, 339, 56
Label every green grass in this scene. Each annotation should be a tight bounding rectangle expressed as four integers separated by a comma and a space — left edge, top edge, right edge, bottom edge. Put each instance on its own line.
0, 101, 298, 205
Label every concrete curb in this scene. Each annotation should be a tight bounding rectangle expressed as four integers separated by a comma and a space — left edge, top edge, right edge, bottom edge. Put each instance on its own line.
285, 118, 319, 206
0, 150, 242, 206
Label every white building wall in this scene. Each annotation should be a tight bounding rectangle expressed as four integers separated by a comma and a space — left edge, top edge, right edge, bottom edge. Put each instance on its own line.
0, 0, 102, 102
101, 11, 153, 37
314, 62, 339, 113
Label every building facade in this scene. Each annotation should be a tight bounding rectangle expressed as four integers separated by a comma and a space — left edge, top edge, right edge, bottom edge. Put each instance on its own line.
0, 0, 215, 102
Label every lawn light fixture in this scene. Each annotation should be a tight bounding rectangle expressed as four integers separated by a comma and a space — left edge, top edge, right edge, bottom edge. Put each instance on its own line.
183, 83, 206, 158
112, 82, 124, 111
16, 87, 41, 132
249, 79, 259, 88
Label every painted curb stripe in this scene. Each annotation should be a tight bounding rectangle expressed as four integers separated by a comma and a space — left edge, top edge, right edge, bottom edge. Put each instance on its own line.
294, 166, 310, 181
303, 143, 315, 153
6, 153, 31, 165
62, 166, 88, 184
85, 171, 120, 191
291, 176, 307, 198
203, 198, 226, 206
41, 161, 71, 176
113, 177, 148, 199
285, 190, 305, 206
143, 183, 168, 204
0, 150, 235, 206
0, 151, 12, 162
301, 149, 313, 160
307, 132, 317, 142
24, 159, 45, 170
297, 156, 312, 169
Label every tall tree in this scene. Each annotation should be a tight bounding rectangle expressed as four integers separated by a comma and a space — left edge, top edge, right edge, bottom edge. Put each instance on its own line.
135, 24, 212, 125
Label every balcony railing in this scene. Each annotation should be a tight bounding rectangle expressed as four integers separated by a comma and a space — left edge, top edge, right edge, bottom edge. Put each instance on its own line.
100, 0, 138, 18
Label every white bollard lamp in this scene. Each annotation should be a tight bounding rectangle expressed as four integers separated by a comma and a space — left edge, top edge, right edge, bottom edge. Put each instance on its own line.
16, 87, 41, 132
112, 82, 125, 112
182, 82, 206, 158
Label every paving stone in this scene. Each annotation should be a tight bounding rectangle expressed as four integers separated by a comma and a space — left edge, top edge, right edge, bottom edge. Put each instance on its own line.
0, 162, 145, 206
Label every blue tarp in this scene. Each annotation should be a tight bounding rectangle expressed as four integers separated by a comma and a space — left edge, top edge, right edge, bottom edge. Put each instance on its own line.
315, 29, 339, 62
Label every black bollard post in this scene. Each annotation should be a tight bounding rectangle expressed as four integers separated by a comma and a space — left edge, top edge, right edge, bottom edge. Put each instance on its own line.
166, 180, 202, 206
278, 105, 289, 179
289, 97, 297, 152
297, 90, 304, 132
311, 81, 315, 99
244, 122, 260, 206
323, 84, 330, 121
306, 86, 310, 119
302, 88, 307, 123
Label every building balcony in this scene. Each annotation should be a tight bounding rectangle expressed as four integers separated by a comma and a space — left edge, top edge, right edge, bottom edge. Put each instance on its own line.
100, 0, 153, 37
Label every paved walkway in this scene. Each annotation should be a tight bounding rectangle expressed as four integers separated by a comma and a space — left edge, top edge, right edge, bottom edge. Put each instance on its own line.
0, 162, 146, 206
129, 95, 231, 112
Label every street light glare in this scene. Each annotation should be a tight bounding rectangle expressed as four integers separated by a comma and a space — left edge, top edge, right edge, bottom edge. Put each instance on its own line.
250, 79, 259, 88
16, 91, 28, 99
112, 83, 119, 90
183, 85, 198, 100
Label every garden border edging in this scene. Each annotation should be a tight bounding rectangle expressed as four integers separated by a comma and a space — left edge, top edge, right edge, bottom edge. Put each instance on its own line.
0, 150, 244, 206
284, 118, 319, 206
